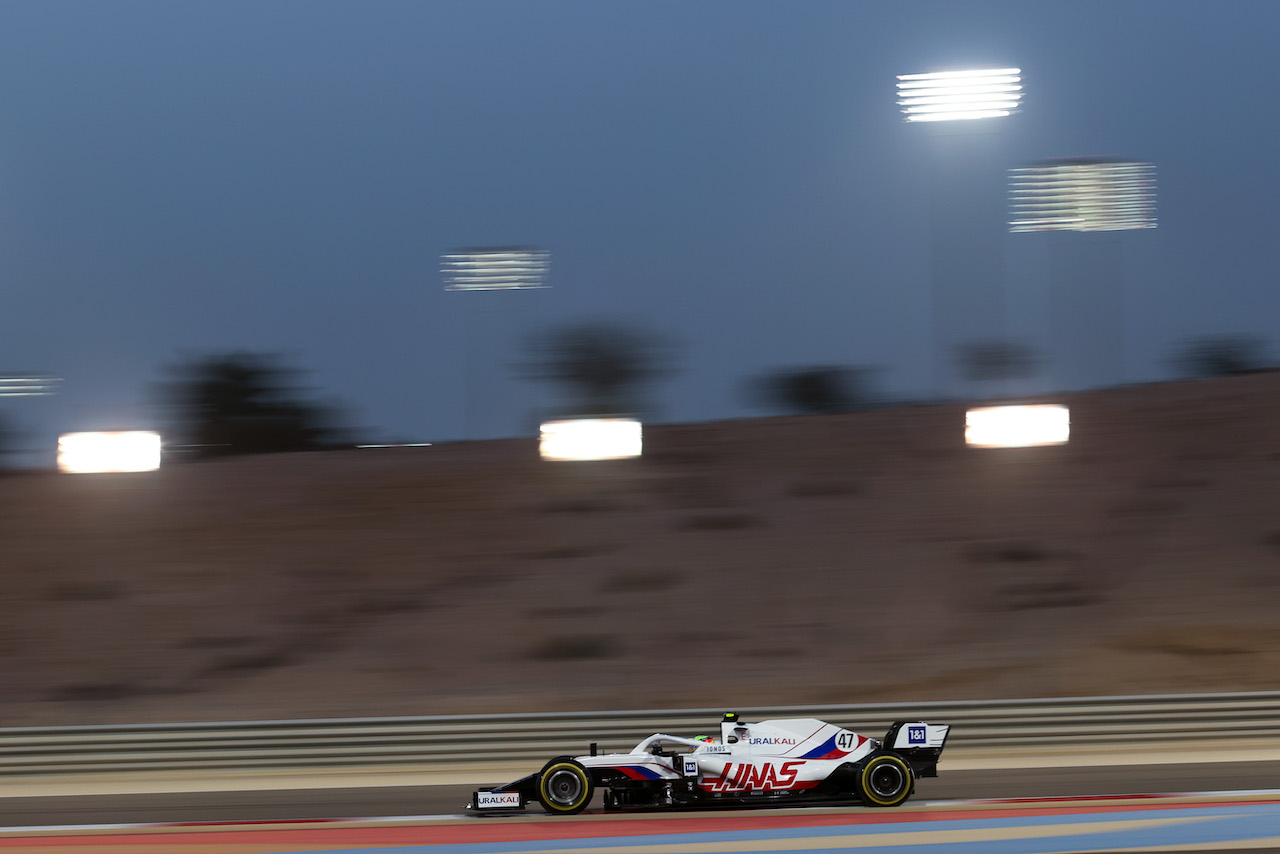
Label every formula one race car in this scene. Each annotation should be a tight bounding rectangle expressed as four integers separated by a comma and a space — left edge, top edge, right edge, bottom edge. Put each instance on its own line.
470, 712, 949, 814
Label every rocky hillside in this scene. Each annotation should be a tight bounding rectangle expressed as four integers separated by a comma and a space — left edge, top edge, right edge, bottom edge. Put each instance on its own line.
2, 373, 1279, 726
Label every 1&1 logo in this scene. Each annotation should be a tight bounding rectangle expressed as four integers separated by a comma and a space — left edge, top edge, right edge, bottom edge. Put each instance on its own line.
907, 725, 926, 744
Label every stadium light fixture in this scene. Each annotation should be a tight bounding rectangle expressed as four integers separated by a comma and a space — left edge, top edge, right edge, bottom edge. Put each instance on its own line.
442, 246, 551, 291
57, 431, 162, 473
965, 405, 1069, 448
540, 418, 642, 461
0, 374, 61, 397
1010, 158, 1156, 232
897, 67, 1023, 122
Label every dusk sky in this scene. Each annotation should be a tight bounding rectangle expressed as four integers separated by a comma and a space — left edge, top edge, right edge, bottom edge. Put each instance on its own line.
2, 1, 1278, 458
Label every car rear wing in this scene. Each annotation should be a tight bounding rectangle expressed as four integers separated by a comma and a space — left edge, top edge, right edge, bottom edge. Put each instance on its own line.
884, 721, 949, 778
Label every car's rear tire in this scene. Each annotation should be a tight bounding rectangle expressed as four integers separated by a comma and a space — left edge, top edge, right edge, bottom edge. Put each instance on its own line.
538, 759, 594, 815
857, 752, 913, 807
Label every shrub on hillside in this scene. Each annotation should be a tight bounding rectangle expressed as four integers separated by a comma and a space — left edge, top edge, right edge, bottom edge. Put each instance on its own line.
1172, 335, 1272, 378
155, 352, 349, 457
530, 635, 618, 660
748, 366, 873, 415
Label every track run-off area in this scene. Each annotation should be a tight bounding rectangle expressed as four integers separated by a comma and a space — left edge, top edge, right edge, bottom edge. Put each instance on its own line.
3, 789, 1280, 853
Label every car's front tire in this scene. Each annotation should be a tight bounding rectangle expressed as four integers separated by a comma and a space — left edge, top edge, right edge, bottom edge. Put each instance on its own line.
537, 759, 594, 815
857, 752, 913, 807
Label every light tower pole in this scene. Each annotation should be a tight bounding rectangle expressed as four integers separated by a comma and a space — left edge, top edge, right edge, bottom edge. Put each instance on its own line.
1009, 158, 1157, 391
442, 246, 551, 439
897, 67, 1024, 400
0, 373, 61, 469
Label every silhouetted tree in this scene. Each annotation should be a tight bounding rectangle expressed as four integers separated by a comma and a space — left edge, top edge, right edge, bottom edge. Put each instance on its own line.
156, 353, 344, 457
522, 321, 674, 414
956, 341, 1040, 383
1173, 336, 1271, 378
750, 366, 872, 415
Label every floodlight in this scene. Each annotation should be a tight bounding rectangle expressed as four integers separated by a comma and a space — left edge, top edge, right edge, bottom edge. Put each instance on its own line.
965, 405, 1069, 448
0, 374, 61, 397
1010, 158, 1156, 232
540, 418, 642, 461
442, 246, 550, 291
58, 431, 162, 473
897, 68, 1023, 122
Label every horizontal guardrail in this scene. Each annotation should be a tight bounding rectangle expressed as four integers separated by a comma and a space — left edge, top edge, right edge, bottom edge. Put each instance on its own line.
2, 692, 1279, 778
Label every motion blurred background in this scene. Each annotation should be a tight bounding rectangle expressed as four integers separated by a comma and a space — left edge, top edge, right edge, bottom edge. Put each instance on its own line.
1, 0, 1278, 726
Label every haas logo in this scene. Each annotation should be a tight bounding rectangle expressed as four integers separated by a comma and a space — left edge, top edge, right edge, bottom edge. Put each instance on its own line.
702, 761, 803, 792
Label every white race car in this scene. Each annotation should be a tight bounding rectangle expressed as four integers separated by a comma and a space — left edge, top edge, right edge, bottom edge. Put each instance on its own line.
470, 712, 949, 814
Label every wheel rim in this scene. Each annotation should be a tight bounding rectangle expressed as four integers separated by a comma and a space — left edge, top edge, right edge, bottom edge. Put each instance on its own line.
869, 763, 905, 797
546, 769, 584, 806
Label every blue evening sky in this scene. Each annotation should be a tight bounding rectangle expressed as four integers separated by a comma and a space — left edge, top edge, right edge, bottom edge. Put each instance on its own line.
1, 1, 1276, 456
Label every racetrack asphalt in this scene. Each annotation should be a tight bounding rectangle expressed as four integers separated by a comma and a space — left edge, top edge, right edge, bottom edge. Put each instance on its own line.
2, 794, 1280, 854
2, 761, 1279, 827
